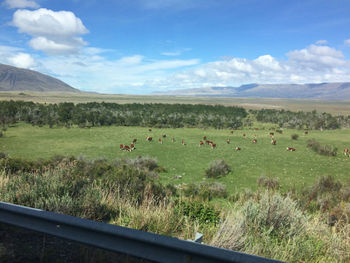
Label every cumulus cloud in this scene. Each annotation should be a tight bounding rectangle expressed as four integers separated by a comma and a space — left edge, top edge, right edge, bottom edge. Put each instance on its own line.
0, 45, 36, 69
8, 52, 36, 68
4, 0, 39, 9
344, 39, 350, 45
148, 44, 350, 91
12, 8, 88, 55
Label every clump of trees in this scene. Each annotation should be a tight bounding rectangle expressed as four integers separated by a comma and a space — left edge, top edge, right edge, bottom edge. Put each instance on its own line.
251, 109, 341, 130
0, 101, 247, 129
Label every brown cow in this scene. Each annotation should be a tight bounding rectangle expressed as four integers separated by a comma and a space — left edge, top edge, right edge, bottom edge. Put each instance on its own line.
146, 136, 152, 142
158, 138, 163, 144
132, 138, 137, 143
226, 138, 230, 144
205, 140, 211, 145
172, 137, 176, 143
130, 143, 135, 150
199, 141, 204, 147
120, 144, 125, 150
286, 147, 296, 151
252, 139, 257, 143
230, 130, 234, 134
203, 136, 207, 140
148, 129, 152, 132
243, 133, 246, 137
304, 131, 309, 135
344, 148, 349, 157
271, 139, 276, 145
235, 147, 241, 151
162, 134, 166, 138
124, 145, 131, 152
182, 139, 186, 146
210, 143, 217, 149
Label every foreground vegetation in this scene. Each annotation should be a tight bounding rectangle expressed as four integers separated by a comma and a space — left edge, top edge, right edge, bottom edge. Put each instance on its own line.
0, 155, 349, 262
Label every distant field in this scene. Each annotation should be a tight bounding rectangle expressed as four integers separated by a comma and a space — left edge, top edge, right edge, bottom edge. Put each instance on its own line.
1, 123, 349, 194
1, 91, 350, 115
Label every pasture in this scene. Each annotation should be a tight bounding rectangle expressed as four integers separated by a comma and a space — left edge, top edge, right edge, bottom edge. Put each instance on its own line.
1, 122, 349, 194
1, 91, 350, 115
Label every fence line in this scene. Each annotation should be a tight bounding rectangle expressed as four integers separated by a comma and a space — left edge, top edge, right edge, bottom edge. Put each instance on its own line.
0, 201, 284, 263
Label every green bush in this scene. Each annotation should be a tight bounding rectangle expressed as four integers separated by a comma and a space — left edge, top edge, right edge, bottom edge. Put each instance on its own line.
205, 160, 231, 178
307, 139, 337, 156
291, 134, 299, 140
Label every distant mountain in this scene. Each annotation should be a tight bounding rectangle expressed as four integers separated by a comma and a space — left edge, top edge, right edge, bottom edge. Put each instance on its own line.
156, 83, 350, 99
0, 63, 79, 92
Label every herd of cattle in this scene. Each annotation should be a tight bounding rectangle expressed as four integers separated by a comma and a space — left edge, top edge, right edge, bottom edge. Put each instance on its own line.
119, 128, 350, 157
118, 129, 344, 154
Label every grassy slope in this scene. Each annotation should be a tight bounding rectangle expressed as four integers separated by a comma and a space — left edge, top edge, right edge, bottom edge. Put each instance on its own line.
1, 91, 350, 115
1, 123, 349, 194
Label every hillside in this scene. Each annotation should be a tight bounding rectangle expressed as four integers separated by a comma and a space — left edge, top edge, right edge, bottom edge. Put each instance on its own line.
157, 83, 350, 100
0, 63, 79, 92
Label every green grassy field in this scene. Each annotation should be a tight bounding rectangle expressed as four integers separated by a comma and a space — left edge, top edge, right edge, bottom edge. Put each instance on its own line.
1, 122, 349, 194
2, 91, 350, 115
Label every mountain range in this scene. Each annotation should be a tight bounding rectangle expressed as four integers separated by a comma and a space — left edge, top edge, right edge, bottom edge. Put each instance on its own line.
0, 63, 78, 92
156, 83, 350, 100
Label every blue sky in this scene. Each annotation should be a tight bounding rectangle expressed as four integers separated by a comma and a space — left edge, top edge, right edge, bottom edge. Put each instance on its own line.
1, 0, 350, 94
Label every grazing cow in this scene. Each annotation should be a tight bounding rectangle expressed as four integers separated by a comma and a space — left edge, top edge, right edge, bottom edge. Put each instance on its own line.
254, 128, 259, 131
120, 144, 125, 150
205, 140, 211, 145
149, 129, 152, 132
271, 139, 276, 145
252, 139, 257, 143
304, 131, 308, 135
182, 139, 186, 146
235, 147, 241, 151
226, 138, 230, 144
230, 130, 234, 134
286, 147, 296, 152
146, 136, 152, 142
243, 133, 246, 137
344, 148, 349, 157
124, 145, 131, 152
130, 143, 135, 150
172, 137, 176, 143
158, 138, 163, 144
132, 138, 137, 143
199, 141, 204, 147
210, 143, 217, 149
203, 136, 207, 140
162, 134, 166, 138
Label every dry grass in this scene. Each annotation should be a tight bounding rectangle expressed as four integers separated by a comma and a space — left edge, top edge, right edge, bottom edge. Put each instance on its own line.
2, 91, 350, 115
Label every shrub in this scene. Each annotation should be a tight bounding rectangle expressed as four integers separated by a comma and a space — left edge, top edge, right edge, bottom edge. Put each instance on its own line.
307, 139, 337, 156
291, 134, 299, 140
205, 160, 231, 178
0, 131, 3, 138
183, 182, 228, 200
257, 176, 280, 190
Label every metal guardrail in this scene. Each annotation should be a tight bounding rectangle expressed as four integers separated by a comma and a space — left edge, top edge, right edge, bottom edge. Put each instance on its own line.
0, 201, 284, 263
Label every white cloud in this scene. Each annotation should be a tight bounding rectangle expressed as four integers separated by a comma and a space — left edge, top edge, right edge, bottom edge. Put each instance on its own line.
12, 8, 88, 55
4, 0, 39, 9
344, 39, 350, 45
8, 52, 36, 68
0, 45, 36, 69
315, 40, 328, 45
147, 44, 350, 91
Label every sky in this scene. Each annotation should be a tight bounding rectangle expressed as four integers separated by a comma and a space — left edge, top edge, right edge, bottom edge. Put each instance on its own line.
0, 0, 350, 94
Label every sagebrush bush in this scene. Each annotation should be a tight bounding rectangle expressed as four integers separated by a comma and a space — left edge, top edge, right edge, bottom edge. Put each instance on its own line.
205, 160, 231, 178
257, 176, 280, 190
291, 134, 299, 140
307, 139, 337, 156
183, 182, 228, 200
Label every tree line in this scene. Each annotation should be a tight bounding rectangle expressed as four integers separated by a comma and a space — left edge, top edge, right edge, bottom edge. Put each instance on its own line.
0, 100, 348, 130
0, 100, 247, 129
